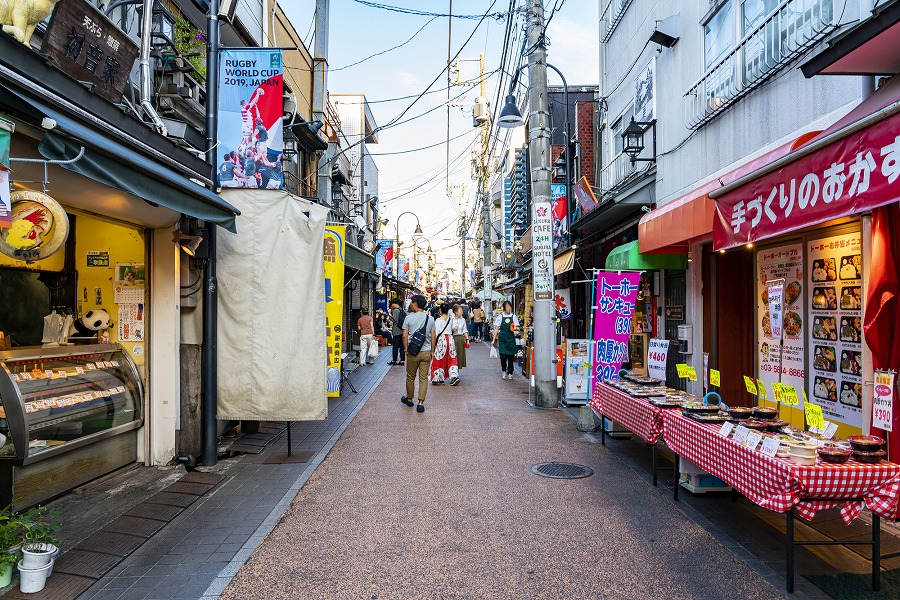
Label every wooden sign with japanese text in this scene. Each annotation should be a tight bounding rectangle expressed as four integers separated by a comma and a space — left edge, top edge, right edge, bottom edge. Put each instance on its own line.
41, 0, 139, 104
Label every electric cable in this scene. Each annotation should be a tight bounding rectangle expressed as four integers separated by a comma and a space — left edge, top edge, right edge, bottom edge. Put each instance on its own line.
349, 0, 509, 20
331, 16, 439, 71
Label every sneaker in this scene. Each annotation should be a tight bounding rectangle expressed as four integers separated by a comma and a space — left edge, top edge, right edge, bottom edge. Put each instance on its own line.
401, 396, 414, 407
449, 377, 460, 386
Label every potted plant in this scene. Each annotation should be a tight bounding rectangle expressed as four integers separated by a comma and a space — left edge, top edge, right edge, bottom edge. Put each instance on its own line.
19, 506, 60, 568
0, 507, 22, 588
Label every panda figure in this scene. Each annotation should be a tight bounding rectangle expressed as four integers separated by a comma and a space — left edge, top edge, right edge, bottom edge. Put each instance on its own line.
69, 309, 113, 340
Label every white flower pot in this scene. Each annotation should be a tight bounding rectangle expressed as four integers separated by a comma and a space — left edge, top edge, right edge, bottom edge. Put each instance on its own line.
17, 560, 52, 593
20, 544, 55, 569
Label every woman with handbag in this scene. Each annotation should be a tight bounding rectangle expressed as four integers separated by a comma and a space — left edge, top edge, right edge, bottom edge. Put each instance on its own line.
450, 304, 469, 375
430, 303, 460, 386
492, 300, 519, 380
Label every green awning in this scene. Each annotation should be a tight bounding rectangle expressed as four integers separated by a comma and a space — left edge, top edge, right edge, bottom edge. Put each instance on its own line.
345, 243, 375, 273
605, 240, 687, 270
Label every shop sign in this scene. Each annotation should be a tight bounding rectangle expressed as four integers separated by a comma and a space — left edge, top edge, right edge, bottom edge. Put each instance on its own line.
41, 0, 139, 104
634, 57, 656, 123
551, 184, 567, 249
554, 288, 571, 320
590, 271, 641, 394
573, 176, 600, 215
665, 305, 684, 320
217, 49, 285, 190
532, 202, 554, 300
807, 232, 863, 428
0, 190, 69, 263
714, 111, 900, 250
767, 281, 784, 338
86, 251, 109, 267
324, 226, 345, 397
647, 338, 669, 381
873, 370, 895, 432
756, 243, 805, 409
374, 239, 394, 277
0, 168, 10, 229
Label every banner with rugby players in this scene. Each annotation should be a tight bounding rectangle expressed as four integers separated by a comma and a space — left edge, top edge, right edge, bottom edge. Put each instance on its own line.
217, 49, 284, 190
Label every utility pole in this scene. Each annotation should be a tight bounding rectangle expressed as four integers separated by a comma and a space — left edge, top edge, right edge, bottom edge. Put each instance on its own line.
459, 211, 467, 297
314, 0, 331, 208
476, 52, 493, 326
526, 0, 557, 408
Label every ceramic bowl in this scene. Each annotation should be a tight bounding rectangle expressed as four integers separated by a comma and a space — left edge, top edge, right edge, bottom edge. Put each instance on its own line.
765, 419, 789, 433
852, 449, 887, 464
752, 407, 778, 419
727, 407, 753, 419
817, 447, 851, 464
847, 435, 885, 452
738, 419, 769, 431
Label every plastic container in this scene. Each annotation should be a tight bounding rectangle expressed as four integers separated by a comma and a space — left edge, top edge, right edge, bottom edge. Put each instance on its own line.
17, 560, 52, 593
20, 544, 55, 569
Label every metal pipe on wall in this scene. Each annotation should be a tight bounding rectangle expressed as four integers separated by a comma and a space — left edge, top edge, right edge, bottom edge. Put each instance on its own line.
139, 0, 168, 136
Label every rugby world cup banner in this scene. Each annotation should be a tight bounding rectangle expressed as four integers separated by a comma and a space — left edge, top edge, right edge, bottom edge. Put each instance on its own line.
217, 49, 284, 190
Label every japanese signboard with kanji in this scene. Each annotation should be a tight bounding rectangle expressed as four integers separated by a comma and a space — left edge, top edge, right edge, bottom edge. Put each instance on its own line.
714, 111, 900, 250
591, 272, 641, 395
808, 232, 863, 428
873, 371, 895, 432
41, 0, 139, 104
756, 244, 805, 408
324, 226, 345, 397
532, 201, 554, 300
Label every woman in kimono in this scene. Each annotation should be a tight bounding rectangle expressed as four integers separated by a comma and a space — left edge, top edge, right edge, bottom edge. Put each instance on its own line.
430, 303, 460, 386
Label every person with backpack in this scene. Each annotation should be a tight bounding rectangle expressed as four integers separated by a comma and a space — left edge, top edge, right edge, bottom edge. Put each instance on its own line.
401, 295, 436, 413
388, 297, 406, 366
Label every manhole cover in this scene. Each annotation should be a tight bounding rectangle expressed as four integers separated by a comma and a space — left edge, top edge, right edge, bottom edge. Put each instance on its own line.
528, 462, 594, 479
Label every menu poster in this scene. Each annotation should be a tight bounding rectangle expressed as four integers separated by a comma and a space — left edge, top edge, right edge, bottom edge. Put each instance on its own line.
756, 244, 805, 405
647, 338, 669, 382
808, 232, 863, 428
565, 340, 591, 400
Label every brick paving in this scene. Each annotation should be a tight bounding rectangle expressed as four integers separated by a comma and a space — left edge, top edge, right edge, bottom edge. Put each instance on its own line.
220, 344, 785, 599
76, 352, 391, 600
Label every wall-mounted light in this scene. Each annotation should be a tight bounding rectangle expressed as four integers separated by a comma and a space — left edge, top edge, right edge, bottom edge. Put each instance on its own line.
173, 230, 204, 257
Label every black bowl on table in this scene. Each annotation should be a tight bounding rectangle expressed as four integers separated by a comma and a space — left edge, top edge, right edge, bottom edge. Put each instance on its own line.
752, 407, 778, 420
727, 407, 753, 420
817, 447, 851, 464
851, 449, 886, 464
847, 435, 885, 452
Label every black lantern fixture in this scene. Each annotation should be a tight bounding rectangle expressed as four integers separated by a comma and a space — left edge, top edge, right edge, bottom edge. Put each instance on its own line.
621, 117, 657, 164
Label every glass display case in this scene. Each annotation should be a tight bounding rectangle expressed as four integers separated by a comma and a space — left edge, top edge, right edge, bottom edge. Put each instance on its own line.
0, 344, 143, 465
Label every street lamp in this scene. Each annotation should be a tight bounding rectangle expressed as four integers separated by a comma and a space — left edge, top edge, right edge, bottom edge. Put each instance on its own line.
621, 117, 657, 165
394, 211, 422, 285
497, 94, 524, 128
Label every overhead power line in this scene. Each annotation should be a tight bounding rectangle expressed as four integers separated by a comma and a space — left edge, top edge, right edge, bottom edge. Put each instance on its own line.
350, 0, 509, 20
331, 16, 439, 71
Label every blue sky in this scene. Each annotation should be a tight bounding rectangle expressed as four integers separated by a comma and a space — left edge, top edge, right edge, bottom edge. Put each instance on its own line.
284, 0, 599, 257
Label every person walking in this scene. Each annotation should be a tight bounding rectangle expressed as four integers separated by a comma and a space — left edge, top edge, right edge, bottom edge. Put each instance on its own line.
472, 301, 485, 341
357, 308, 378, 365
492, 300, 519, 380
388, 298, 406, 366
450, 304, 469, 379
401, 295, 435, 413
430, 303, 460, 386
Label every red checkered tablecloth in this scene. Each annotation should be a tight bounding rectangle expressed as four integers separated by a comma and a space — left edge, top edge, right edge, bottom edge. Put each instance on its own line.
662, 411, 900, 524
589, 382, 670, 444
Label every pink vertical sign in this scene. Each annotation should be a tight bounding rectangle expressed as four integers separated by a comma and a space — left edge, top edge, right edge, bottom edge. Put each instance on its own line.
591, 271, 642, 395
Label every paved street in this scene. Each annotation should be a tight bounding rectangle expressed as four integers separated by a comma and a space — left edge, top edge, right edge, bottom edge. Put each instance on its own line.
221, 343, 782, 599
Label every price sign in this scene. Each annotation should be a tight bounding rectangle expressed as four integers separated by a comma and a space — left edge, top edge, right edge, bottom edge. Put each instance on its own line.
771, 382, 783, 402
824, 421, 838, 439
760, 436, 781, 457
733, 425, 750, 444
710, 369, 721, 387
780, 385, 799, 406
75, 366, 84, 375
743, 376, 758, 395
757, 379, 768, 400
648, 338, 669, 381
873, 371, 895, 432
718, 421, 735, 437
805, 402, 825, 430
685, 366, 697, 381
744, 431, 763, 451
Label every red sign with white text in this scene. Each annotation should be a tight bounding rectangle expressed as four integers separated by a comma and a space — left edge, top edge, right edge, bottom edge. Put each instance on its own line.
713, 112, 900, 250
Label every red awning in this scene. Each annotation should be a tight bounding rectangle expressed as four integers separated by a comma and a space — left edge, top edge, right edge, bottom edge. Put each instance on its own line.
711, 76, 900, 250
638, 132, 820, 254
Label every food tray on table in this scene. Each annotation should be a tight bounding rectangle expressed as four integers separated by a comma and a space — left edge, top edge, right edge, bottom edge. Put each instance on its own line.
648, 397, 684, 408
608, 381, 668, 397
621, 374, 663, 385
684, 411, 730, 424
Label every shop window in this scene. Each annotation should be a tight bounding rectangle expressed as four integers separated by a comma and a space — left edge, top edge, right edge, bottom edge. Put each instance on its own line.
705, 1, 735, 69
611, 105, 634, 157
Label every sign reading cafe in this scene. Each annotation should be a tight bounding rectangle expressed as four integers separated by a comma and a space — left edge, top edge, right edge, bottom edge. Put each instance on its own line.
713, 111, 900, 249
41, 0, 139, 104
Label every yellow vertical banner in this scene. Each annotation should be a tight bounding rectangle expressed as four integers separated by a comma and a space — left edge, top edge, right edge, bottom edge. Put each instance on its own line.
324, 226, 346, 397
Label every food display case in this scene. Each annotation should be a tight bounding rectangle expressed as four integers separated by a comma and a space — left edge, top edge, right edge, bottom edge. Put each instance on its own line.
0, 344, 143, 508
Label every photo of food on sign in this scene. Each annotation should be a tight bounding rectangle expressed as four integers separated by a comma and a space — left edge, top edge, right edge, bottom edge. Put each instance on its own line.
812, 286, 836, 310
761, 310, 771, 338
840, 380, 862, 408
784, 281, 801, 306
783, 311, 802, 336
813, 345, 836, 372
839, 254, 861, 280
814, 375, 838, 403
840, 316, 862, 343
840, 286, 862, 310
812, 316, 837, 340
812, 258, 837, 282
841, 350, 862, 375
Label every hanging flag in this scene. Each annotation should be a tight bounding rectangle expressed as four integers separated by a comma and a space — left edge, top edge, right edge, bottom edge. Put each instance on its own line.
217, 49, 284, 190
375, 239, 395, 277
0, 117, 10, 228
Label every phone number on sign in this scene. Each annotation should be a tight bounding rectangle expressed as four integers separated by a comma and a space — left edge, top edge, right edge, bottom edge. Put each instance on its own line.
760, 364, 805, 377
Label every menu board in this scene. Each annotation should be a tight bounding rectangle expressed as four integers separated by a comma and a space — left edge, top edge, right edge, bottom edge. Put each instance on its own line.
808, 232, 863, 428
564, 340, 591, 400
756, 244, 805, 404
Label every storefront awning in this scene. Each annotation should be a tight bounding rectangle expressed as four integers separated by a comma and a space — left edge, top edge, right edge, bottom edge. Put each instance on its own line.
345, 242, 375, 274
709, 76, 900, 250
554, 248, 575, 275
605, 240, 687, 270
0, 84, 240, 232
638, 132, 821, 253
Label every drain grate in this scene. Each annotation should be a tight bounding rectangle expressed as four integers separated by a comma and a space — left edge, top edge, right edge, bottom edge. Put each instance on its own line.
529, 462, 594, 479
